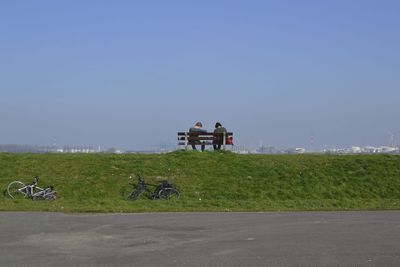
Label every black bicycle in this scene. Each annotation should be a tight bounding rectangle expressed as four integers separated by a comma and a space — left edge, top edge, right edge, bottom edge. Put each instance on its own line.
128, 175, 180, 200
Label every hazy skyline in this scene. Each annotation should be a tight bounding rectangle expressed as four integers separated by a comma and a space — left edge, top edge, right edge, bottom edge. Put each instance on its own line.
1, 1, 399, 150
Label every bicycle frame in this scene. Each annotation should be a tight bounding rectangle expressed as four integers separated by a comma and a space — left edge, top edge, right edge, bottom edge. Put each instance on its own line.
27, 185, 43, 198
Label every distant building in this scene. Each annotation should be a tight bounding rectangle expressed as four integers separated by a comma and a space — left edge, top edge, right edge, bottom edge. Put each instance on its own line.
324, 146, 398, 154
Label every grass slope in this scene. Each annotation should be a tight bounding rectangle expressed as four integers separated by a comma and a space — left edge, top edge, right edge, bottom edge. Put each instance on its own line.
1, 151, 400, 212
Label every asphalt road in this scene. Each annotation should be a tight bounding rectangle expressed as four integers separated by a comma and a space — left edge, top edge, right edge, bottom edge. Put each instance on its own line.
1, 211, 400, 267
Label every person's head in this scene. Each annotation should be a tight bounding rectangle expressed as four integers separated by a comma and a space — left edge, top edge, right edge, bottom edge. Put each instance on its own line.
195, 122, 203, 128
215, 122, 222, 128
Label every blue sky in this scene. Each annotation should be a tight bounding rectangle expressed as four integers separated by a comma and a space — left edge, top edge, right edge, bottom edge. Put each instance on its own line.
1, 1, 399, 150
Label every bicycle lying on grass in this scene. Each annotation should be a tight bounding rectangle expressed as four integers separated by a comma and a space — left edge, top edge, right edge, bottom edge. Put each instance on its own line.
128, 175, 180, 200
6, 176, 57, 201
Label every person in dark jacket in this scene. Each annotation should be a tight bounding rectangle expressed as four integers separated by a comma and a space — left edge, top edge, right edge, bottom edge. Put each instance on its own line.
189, 122, 207, 151
213, 122, 228, 150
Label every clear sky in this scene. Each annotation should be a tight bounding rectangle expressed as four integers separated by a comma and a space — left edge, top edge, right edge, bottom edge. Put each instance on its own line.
1, 0, 399, 150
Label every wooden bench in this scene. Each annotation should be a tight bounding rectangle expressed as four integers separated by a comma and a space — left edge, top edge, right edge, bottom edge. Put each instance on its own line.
177, 132, 233, 150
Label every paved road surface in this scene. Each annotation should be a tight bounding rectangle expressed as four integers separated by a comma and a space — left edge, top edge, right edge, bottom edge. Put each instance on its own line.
1, 211, 400, 266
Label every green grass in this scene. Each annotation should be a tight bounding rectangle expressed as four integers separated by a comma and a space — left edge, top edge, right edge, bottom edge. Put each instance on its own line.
1, 151, 400, 212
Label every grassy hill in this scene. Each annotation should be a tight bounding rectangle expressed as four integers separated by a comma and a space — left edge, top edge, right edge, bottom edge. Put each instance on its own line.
1, 151, 400, 212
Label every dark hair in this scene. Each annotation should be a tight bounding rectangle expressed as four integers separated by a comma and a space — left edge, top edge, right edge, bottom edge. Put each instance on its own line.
215, 122, 222, 128
195, 122, 203, 127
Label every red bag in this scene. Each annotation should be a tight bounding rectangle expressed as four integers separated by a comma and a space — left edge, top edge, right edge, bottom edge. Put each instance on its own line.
226, 136, 233, 145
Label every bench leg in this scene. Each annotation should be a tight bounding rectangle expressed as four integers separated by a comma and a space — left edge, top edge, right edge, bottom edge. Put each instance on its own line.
223, 133, 226, 150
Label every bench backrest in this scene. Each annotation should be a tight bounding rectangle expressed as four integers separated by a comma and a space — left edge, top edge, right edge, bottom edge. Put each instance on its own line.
177, 132, 233, 140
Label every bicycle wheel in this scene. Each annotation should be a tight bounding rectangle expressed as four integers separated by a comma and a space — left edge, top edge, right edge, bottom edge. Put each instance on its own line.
7, 181, 27, 199
128, 188, 143, 200
44, 192, 57, 201
158, 188, 180, 200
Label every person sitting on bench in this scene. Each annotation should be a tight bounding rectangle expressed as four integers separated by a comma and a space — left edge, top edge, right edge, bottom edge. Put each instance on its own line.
189, 122, 207, 151
213, 122, 228, 151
